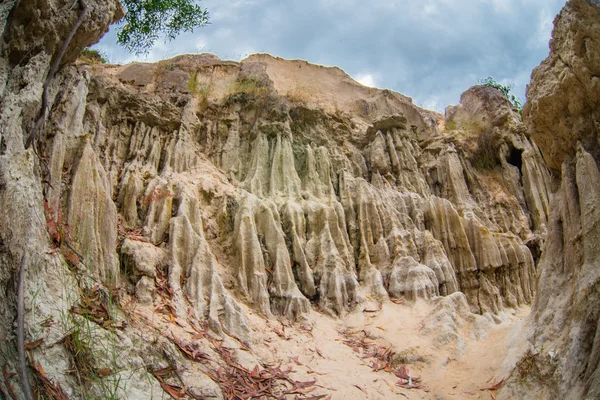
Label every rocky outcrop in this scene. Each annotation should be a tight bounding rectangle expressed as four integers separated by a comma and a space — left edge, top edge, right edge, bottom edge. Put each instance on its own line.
49, 52, 548, 322
0, 1, 555, 398
500, 1, 600, 399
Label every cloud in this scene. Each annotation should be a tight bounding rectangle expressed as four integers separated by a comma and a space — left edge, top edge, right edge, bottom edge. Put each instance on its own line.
94, 0, 566, 112
355, 73, 378, 88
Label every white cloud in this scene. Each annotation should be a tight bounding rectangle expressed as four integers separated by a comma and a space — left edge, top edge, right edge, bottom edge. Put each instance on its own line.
355, 73, 378, 88
195, 37, 209, 51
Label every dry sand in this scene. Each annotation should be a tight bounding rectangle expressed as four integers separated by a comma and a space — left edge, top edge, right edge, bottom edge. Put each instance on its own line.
134, 295, 529, 400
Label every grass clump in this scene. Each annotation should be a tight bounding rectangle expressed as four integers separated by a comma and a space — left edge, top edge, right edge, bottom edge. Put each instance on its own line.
188, 73, 212, 112
232, 77, 269, 97
80, 48, 108, 64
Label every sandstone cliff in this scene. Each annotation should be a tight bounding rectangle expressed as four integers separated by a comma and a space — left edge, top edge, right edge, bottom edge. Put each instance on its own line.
500, 1, 600, 399
0, 0, 577, 399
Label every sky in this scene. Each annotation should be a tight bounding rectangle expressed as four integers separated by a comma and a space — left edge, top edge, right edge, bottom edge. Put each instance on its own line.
94, 0, 567, 112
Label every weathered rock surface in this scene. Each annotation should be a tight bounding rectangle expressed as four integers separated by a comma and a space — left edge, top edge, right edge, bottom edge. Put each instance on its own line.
500, 1, 600, 399
0, 0, 557, 398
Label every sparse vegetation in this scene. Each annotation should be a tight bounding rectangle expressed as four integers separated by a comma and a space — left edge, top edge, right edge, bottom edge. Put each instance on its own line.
187, 73, 212, 111
479, 76, 523, 115
445, 120, 457, 131
80, 48, 108, 64
231, 77, 269, 97
286, 86, 313, 103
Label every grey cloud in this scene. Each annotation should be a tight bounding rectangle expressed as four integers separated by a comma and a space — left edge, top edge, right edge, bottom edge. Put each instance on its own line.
94, 0, 566, 111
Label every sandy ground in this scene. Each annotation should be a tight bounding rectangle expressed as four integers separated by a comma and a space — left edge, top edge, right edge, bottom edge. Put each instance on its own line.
242, 301, 529, 400
133, 296, 529, 400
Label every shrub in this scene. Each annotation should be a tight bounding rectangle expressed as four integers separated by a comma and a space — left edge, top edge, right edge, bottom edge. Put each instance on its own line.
80, 48, 108, 64
231, 77, 269, 97
479, 76, 523, 115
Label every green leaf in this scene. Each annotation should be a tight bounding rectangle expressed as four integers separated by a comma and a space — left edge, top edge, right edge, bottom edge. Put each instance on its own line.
117, 0, 210, 55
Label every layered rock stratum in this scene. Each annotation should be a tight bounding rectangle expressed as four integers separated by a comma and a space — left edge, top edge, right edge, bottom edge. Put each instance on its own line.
0, 0, 597, 399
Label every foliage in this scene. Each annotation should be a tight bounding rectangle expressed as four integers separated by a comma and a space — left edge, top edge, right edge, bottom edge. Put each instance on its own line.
80, 48, 108, 63
479, 76, 523, 114
232, 77, 269, 97
117, 0, 209, 55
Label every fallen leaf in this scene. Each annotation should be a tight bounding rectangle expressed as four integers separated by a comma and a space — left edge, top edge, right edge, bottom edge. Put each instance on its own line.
24, 338, 44, 350
97, 368, 111, 377
152, 366, 176, 377
480, 379, 504, 391
353, 384, 368, 396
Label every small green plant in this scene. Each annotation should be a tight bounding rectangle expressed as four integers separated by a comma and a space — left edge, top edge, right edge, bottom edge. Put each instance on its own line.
187, 73, 212, 111
445, 120, 457, 131
479, 77, 523, 115
80, 48, 108, 64
232, 77, 269, 97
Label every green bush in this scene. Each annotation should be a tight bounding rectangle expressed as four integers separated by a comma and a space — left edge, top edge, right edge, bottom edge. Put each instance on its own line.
479, 76, 522, 115
80, 48, 108, 64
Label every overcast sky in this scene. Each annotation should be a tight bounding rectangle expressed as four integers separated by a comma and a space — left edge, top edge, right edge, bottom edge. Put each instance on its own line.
94, 0, 566, 112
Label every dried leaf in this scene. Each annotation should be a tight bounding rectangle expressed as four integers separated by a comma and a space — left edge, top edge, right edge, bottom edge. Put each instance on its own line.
353, 385, 368, 396
480, 379, 504, 391
97, 368, 111, 377
2, 365, 17, 400
152, 366, 176, 377
363, 303, 383, 313
160, 381, 185, 399
25, 338, 44, 350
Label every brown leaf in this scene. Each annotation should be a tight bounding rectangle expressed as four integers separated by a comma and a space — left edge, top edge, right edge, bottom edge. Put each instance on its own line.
316, 348, 324, 358
152, 366, 177, 377
160, 382, 185, 399
363, 303, 383, 313
97, 367, 111, 377
25, 338, 44, 350
3, 365, 17, 400
353, 385, 368, 396
307, 370, 329, 376
192, 332, 205, 340
40, 318, 55, 328
292, 356, 302, 365
480, 379, 504, 391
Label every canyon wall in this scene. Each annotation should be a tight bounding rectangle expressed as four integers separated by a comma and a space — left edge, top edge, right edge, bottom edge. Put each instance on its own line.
0, 0, 575, 398
500, 1, 600, 399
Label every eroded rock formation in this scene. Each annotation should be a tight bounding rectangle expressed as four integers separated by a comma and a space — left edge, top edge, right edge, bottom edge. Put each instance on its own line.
0, 0, 570, 398
500, 1, 600, 398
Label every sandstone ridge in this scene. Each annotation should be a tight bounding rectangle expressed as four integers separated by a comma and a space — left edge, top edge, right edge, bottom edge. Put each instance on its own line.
0, 0, 575, 398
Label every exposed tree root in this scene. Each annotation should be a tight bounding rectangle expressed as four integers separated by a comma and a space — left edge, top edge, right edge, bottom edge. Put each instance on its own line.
25, 0, 89, 149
